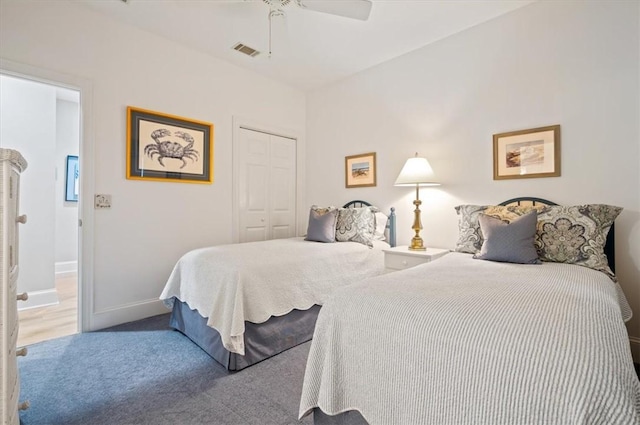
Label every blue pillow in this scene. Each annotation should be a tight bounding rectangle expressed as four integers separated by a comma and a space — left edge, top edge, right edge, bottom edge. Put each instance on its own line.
305, 208, 338, 243
473, 211, 540, 264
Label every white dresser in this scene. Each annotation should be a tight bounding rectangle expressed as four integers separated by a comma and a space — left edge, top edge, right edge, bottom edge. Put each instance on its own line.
1, 148, 29, 425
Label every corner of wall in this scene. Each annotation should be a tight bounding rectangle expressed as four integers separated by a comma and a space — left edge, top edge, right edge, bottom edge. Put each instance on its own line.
90, 299, 168, 331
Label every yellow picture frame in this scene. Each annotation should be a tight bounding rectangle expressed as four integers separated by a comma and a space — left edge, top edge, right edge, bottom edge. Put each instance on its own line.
126, 106, 214, 184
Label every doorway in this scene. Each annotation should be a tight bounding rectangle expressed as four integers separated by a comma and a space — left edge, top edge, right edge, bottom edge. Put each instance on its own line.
0, 73, 80, 346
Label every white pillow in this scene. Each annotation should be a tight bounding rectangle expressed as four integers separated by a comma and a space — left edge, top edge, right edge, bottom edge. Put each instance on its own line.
374, 212, 388, 241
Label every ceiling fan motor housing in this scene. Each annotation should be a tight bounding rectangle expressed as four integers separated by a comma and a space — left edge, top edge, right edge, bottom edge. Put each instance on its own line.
262, 0, 293, 8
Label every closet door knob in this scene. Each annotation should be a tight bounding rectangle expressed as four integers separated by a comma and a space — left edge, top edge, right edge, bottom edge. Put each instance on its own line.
16, 292, 28, 301
18, 401, 30, 411
16, 346, 27, 357
16, 214, 27, 224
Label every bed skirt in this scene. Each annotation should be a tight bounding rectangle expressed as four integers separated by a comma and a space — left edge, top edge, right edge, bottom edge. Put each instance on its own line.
169, 299, 321, 371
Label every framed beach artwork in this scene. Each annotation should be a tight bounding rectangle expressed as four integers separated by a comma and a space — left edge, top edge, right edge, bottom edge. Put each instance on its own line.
345, 152, 376, 188
493, 125, 560, 180
126, 106, 214, 184
65, 155, 79, 202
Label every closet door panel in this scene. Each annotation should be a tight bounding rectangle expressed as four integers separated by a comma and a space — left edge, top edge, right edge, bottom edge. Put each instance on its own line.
269, 135, 296, 240
239, 130, 270, 243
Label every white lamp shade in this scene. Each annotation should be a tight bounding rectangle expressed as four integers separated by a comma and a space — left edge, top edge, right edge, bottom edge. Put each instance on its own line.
394, 156, 440, 186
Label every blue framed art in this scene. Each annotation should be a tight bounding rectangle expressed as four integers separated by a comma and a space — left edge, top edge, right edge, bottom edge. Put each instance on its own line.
65, 155, 79, 202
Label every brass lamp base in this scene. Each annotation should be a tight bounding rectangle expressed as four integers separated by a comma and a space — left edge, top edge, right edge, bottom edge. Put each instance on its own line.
409, 237, 426, 251
408, 195, 426, 251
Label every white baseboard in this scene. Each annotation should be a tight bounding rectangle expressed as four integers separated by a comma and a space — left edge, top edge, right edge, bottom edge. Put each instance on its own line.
89, 299, 169, 331
630, 337, 640, 363
17, 288, 59, 311
55, 260, 77, 278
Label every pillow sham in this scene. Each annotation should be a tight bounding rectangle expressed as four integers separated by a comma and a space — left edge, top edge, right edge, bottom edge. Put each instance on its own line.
335, 207, 376, 247
535, 204, 621, 279
473, 211, 540, 264
310, 205, 337, 215
305, 207, 339, 243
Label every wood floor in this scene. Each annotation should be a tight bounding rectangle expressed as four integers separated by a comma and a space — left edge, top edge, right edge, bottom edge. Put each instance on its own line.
17, 275, 78, 347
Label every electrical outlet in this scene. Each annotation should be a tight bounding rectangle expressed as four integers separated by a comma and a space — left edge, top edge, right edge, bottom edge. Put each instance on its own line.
95, 194, 112, 209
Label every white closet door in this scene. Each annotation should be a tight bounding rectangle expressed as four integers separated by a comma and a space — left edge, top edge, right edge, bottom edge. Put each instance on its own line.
238, 128, 296, 243
269, 135, 296, 240
239, 129, 270, 242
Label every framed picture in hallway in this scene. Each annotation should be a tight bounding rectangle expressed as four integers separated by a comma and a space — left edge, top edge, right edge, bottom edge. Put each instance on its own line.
126, 106, 214, 184
345, 152, 377, 188
65, 155, 79, 202
493, 125, 561, 180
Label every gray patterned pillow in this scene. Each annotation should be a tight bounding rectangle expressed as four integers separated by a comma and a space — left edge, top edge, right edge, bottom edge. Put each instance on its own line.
535, 204, 621, 278
473, 211, 540, 264
335, 207, 376, 248
454, 204, 542, 253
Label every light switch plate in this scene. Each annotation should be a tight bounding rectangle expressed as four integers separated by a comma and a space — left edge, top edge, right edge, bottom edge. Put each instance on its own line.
95, 194, 112, 209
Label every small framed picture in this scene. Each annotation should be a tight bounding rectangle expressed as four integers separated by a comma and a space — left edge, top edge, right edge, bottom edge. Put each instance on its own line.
493, 125, 560, 180
65, 155, 79, 202
345, 152, 376, 188
126, 106, 214, 184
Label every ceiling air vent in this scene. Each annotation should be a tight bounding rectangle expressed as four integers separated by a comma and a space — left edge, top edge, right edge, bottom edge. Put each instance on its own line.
233, 43, 260, 58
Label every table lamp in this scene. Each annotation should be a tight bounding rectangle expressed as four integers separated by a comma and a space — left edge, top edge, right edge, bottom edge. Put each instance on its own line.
394, 153, 440, 251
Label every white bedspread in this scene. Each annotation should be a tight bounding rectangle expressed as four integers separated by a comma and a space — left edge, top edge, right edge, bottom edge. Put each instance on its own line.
300, 252, 639, 425
159, 237, 388, 355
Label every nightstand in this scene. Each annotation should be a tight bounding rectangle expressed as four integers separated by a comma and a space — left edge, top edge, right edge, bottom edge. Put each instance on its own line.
383, 246, 449, 271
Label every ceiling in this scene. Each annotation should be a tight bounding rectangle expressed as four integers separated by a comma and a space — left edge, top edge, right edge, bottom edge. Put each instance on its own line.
79, 0, 534, 92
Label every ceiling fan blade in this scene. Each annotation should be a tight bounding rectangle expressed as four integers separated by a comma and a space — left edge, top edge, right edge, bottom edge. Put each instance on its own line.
299, 0, 372, 21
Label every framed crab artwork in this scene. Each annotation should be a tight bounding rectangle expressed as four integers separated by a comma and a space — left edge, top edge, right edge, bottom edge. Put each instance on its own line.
126, 106, 214, 184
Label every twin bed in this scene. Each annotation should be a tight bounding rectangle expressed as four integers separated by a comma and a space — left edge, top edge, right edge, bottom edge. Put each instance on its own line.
160, 200, 396, 371
299, 197, 640, 424
159, 196, 639, 423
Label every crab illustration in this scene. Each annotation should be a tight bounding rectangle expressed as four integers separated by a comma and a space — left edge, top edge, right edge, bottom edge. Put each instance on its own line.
144, 128, 200, 169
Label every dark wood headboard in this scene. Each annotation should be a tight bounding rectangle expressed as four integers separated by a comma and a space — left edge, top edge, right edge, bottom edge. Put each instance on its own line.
499, 197, 615, 273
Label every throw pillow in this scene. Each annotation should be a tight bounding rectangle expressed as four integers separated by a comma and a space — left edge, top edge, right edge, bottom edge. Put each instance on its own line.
454, 204, 542, 254
310, 205, 336, 215
373, 211, 388, 241
304, 208, 338, 243
335, 207, 376, 247
535, 204, 621, 279
473, 211, 540, 264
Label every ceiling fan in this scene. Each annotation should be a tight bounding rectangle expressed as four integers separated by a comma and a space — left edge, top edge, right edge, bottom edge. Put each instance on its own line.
256, 0, 372, 56
261, 0, 373, 21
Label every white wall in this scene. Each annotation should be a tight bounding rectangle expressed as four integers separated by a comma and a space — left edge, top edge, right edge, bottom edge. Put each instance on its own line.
0, 76, 57, 306
0, 0, 306, 328
55, 99, 79, 270
306, 1, 640, 353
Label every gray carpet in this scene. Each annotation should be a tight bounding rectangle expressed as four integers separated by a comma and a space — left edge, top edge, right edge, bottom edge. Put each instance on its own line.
18, 314, 313, 425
